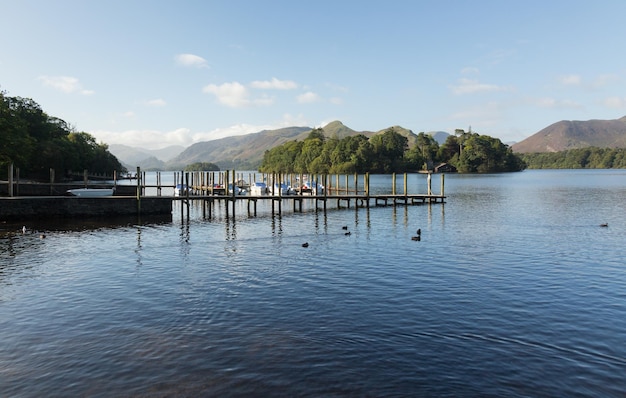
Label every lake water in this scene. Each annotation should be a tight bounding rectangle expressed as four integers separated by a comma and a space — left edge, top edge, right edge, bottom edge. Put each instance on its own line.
1, 169, 625, 397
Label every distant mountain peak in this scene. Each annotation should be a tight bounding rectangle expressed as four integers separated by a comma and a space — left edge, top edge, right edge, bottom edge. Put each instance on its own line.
512, 116, 626, 153
322, 121, 360, 138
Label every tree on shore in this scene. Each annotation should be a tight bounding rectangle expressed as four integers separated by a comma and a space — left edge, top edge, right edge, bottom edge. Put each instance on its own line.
0, 90, 125, 181
520, 147, 626, 169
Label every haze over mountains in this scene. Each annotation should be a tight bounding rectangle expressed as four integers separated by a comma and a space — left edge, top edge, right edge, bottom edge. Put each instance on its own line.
108, 116, 626, 170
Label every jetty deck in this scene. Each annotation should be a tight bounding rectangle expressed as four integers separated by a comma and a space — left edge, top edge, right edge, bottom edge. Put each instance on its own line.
1, 170, 446, 221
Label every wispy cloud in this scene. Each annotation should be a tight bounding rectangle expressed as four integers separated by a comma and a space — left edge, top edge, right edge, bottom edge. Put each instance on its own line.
592, 74, 620, 89
325, 82, 349, 93
603, 96, 626, 109
38, 75, 94, 95
558, 74, 581, 86
203, 81, 273, 108
175, 53, 208, 68
297, 91, 320, 104
461, 67, 480, 75
144, 98, 166, 107
450, 78, 512, 95
250, 77, 298, 90
203, 82, 249, 107
534, 97, 582, 109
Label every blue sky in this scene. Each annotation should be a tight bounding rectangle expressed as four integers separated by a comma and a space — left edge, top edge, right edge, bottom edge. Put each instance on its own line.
2, 0, 626, 150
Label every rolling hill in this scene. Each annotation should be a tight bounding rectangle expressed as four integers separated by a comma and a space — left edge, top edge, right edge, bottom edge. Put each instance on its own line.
165, 126, 313, 170
512, 116, 626, 153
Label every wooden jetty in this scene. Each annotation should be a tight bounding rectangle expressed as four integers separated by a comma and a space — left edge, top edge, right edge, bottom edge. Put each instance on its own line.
167, 170, 446, 219
1, 166, 445, 221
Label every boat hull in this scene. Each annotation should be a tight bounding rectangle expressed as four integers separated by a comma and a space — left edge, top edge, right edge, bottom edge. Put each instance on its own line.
67, 188, 115, 197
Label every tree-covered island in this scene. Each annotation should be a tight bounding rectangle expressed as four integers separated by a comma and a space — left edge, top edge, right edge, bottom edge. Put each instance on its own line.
259, 127, 527, 174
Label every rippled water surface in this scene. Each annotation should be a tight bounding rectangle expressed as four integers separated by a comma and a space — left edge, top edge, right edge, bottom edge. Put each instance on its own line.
1, 170, 625, 397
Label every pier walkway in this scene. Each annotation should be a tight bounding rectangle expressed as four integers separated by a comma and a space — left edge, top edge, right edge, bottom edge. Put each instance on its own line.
1, 169, 446, 221
170, 170, 446, 219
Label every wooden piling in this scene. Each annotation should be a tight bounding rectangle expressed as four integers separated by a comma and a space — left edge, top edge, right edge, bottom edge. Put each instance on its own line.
403, 173, 408, 197
441, 173, 445, 196
8, 163, 14, 197
136, 166, 142, 214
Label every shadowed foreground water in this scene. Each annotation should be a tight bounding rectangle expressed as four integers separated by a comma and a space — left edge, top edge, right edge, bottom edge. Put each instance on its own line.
1, 170, 625, 397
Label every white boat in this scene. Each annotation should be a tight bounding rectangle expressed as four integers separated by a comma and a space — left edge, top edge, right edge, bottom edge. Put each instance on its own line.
174, 184, 189, 196
67, 188, 115, 197
228, 183, 247, 195
250, 182, 268, 196
272, 183, 293, 196
302, 180, 325, 195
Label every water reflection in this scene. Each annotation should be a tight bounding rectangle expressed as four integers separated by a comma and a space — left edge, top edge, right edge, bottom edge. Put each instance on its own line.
134, 226, 143, 269
3, 170, 626, 396
224, 218, 237, 241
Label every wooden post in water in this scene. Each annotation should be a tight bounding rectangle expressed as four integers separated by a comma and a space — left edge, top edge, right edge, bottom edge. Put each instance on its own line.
278, 172, 282, 215
224, 170, 230, 217
50, 168, 55, 195
157, 172, 162, 196
404, 173, 408, 198
441, 173, 445, 196
231, 169, 236, 218
185, 172, 190, 219
84, 169, 88, 187
322, 174, 330, 212
392, 172, 396, 195
427, 172, 432, 195
8, 163, 13, 197
365, 172, 370, 207
136, 166, 141, 214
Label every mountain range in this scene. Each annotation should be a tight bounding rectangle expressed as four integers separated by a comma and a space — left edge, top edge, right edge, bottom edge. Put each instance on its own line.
111, 121, 448, 170
108, 115, 626, 170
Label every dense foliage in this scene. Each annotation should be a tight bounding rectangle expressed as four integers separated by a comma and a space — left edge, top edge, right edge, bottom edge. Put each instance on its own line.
184, 162, 220, 171
1, 91, 125, 181
520, 147, 626, 169
259, 128, 526, 174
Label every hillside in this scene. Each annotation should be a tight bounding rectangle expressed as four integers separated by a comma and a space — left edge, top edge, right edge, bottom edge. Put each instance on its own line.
512, 116, 626, 153
109, 144, 185, 169
165, 121, 420, 170
165, 126, 313, 170
429, 131, 450, 144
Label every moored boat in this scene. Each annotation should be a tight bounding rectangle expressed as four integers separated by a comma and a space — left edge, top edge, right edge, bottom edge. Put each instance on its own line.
228, 183, 247, 195
250, 182, 268, 196
174, 184, 189, 196
67, 188, 115, 197
272, 182, 293, 196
